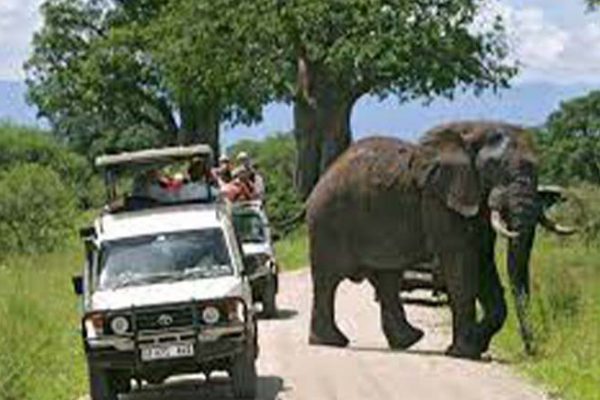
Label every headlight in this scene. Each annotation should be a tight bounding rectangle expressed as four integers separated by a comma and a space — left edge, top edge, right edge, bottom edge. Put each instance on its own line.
110, 316, 130, 335
84, 313, 105, 338
202, 306, 220, 325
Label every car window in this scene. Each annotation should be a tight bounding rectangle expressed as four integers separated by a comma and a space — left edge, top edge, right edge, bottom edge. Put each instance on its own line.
97, 229, 233, 290
233, 211, 267, 244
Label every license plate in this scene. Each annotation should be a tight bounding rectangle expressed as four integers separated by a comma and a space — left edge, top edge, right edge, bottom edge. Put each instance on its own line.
140, 342, 194, 362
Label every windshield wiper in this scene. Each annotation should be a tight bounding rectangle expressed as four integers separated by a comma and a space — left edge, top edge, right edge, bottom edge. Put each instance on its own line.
107, 272, 179, 289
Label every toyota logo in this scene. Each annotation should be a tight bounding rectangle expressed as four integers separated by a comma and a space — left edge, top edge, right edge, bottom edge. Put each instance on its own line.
157, 314, 174, 327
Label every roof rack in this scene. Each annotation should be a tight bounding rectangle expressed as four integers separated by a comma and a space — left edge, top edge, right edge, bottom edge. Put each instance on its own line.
95, 145, 213, 168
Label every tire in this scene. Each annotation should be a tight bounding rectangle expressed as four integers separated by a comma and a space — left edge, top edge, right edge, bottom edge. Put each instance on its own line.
231, 342, 257, 399
88, 367, 118, 400
262, 274, 277, 318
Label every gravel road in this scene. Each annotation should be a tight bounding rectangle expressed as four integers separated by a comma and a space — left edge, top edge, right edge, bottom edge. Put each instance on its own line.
118, 270, 550, 400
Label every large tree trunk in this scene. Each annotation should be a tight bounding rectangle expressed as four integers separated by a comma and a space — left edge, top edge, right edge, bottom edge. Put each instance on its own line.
293, 57, 354, 198
179, 103, 220, 160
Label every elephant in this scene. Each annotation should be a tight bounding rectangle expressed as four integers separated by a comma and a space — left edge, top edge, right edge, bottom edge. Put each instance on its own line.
306, 121, 575, 359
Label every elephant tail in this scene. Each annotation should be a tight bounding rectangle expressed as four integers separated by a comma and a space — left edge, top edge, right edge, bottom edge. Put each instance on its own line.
273, 206, 307, 236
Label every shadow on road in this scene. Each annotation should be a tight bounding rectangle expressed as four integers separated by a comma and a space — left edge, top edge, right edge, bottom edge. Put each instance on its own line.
121, 375, 285, 400
258, 308, 298, 321
350, 345, 506, 364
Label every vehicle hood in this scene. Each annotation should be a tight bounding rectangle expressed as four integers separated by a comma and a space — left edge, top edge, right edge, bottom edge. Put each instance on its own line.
91, 276, 244, 311
242, 242, 272, 257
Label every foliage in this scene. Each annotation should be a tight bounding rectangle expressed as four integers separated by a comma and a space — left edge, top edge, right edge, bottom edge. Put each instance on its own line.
25, 0, 273, 156
228, 133, 303, 229
536, 91, 600, 185
0, 246, 87, 400
274, 224, 309, 271
0, 123, 102, 208
0, 164, 78, 255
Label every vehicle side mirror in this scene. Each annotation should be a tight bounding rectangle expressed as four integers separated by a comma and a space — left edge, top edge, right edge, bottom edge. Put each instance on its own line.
79, 226, 96, 239
72, 275, 83, 296
271, 232, 281, 242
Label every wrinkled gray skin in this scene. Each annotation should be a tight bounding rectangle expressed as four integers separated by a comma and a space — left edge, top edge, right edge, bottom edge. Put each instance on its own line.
307, 121, 571, 358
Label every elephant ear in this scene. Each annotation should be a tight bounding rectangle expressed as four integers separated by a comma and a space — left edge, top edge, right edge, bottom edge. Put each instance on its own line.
414, 141, 480, 218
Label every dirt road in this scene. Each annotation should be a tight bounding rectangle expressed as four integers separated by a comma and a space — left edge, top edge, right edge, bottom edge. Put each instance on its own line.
122, 270, 550, 400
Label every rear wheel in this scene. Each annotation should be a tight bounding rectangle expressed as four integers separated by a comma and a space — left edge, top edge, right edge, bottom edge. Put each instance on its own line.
89, 367, 118, 400
262, 274, 277, 318
231, 342, 257, 399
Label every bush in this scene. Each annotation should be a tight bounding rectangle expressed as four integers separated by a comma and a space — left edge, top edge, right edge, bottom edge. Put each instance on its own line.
0, 164, 78, 255
0, 123, 103, 209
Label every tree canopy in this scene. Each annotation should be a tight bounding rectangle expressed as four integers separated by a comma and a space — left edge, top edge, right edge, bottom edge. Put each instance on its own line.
228, 0, 517, 195
537, 91, 600, 185
25, 0, 273, 157
27, 0, 515, 192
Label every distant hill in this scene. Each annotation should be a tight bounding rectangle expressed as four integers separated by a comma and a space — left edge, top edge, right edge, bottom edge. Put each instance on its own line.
1, 79, 596, 144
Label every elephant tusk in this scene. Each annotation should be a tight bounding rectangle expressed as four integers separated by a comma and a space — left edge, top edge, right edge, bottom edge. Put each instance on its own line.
490, 210, 519, 239
539, 212, 577, 235
537, 185, 566, 196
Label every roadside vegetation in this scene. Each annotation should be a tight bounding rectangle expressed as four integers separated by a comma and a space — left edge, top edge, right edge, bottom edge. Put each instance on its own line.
0, 123, 93, 399
495, 186, 600, 400
0, 247, 87, 400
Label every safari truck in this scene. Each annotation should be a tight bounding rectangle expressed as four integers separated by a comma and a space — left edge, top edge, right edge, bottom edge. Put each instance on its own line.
232, 201, 279, 317
71, 146, 258, 399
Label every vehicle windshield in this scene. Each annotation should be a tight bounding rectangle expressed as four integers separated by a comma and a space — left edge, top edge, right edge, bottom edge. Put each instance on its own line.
233, 211, 267, 244
97, 229, 233, 290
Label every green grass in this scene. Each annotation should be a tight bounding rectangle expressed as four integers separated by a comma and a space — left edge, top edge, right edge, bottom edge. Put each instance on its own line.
494, 234, 600, 400
0, 245, 87, 400
274, 224, 309, 271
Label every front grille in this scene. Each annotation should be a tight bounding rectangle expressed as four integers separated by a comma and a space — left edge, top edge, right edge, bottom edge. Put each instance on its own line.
135, 305, 195, 331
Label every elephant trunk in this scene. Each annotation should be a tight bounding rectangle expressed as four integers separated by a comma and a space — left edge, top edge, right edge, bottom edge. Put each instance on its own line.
489, 177, 540, 354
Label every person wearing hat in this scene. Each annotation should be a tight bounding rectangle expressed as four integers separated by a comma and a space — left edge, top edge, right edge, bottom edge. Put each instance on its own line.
212, 154, 233, 186
233, 151, 266, 200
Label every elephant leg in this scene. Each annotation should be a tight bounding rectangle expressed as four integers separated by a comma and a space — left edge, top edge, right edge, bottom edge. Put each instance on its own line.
309, 270, 349, 347
370, 271, 423, 350
441, 250, 481, 359
476, 228, 507, 353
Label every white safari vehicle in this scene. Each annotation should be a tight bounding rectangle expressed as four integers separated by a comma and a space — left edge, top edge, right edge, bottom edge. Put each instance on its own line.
72, 146, 258, 399
232, 201, 279, 317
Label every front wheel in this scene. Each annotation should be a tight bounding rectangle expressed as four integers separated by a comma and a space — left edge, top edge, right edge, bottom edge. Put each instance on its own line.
231, 342, 257, 399
88, 367, 118, 400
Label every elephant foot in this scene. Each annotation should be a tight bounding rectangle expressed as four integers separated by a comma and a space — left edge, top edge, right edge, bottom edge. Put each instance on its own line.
445, 341, 481, 360
386, 325, 424, 350
309, 327, 349, 348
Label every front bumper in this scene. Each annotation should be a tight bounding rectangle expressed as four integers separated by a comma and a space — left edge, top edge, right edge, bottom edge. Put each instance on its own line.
83, 298, 255, 373
86, 329, 248, 371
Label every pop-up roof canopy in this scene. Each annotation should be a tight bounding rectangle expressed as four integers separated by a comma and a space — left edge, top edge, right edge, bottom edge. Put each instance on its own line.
95, 145, 213, 169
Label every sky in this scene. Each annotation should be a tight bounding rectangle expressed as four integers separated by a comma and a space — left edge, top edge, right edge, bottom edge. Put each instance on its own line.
1, 0, 600, 143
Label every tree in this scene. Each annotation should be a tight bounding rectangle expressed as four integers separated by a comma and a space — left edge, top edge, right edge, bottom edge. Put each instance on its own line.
236, 0, 516, 197
25, 0, 272, 157
537, 91, 600, 185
